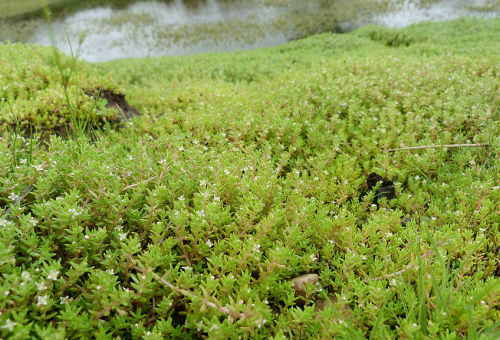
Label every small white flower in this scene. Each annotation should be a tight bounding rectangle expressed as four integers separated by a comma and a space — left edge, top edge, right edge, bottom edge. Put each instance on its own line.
36, 281, 48, 291
253, 244, 261, 253
37, 295, 48, 306
254, 318, 267, 329
21, 271, 31, 280
182, 266, 192, 271
32, 164, 44, 171
68, 208, 82, 217
60, 296, 70, 304
8, 193, 18, 201
29, 218, 39, 226
178, 195, 185, 201
0, 218, 10, 227
205, 239, 213, 248
200, 179, 207, 186
178, 146, 184, 151
223, 169, 231, 175
310, 254, 318, 261
213, 196, 221, 202
1, 319, 16, 331
47, 270, 59, 281
118, 233, 127, 241
19, 159, 27, 164
107, 269, 115, 275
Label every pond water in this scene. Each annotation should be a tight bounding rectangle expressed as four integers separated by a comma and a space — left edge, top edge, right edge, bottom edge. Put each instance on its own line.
1, 0, 499, 62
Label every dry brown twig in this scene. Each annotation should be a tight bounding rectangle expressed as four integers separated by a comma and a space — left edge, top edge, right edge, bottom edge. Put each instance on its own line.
133, 266, 252, 321
121, 176, 157, 192
387, 143, 489, 152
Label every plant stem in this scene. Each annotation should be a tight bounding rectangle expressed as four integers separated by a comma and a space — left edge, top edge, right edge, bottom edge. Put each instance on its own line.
133, 265, 252, 320
387, 143, 489, 152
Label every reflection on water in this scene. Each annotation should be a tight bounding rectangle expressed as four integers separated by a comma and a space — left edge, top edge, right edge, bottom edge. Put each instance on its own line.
17, 0, 289, 62
375, 0, 499, 27
1, 0, 499, 62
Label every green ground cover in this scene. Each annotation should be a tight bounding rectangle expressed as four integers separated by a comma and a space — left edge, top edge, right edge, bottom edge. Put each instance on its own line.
0, 0, 145, 18
1, 17, 500, 339
0, 0, 62, 18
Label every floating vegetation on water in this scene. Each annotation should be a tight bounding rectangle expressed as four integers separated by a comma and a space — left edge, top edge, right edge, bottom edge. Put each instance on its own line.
1, 0, 500, 61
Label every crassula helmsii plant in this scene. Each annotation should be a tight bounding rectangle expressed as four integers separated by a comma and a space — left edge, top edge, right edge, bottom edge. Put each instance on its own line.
0, 43, 121, 138
1, 17, 500, 339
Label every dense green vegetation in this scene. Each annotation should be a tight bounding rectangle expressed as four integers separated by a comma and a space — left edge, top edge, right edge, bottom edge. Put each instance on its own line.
1, 17, 500, 339
0, 0, 61, 18
0, 0, 172, 18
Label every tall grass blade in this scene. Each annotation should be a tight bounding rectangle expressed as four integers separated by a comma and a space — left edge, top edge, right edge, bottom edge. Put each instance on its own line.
417, 245, 428, 336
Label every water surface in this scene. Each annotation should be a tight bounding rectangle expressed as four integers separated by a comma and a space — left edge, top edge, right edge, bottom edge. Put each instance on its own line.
1, 0, 499, 62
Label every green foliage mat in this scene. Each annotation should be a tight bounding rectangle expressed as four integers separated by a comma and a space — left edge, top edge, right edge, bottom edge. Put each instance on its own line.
1, 17, 500, 339
0, 0, 62, 18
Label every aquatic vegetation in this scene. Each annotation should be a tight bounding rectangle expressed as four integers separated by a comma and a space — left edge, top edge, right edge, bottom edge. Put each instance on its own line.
0, 0, 62, 18
0, 43, 126, 138
2, 0, 498, 62
1, 17, 500, 339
